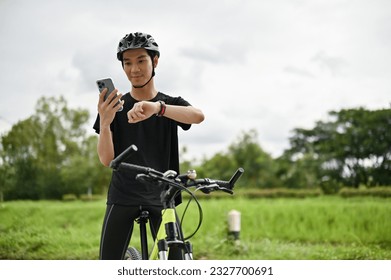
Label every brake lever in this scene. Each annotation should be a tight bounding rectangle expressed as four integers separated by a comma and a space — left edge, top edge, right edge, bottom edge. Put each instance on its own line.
221, 188, 234, 195
199, 188, 210, 194
163, 170, 177, 179
135, 174, 152, 184
198, 183, 233, 195
136, 173, 162, 184
210, 184, 234, 195
198, 185, 215, 194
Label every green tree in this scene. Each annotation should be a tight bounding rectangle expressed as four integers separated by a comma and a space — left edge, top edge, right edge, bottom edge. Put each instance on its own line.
1, 116, 43, 199
196, 129, 280, 189
284, 107, 391, 190
0, 96, 102, 200
276, 152, 319, 189
60, 135, 111, 197
228, 129, 279, 188
196, 152, 236, 183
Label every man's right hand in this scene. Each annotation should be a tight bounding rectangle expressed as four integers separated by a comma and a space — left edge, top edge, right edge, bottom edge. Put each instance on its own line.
98, 88, 123, 128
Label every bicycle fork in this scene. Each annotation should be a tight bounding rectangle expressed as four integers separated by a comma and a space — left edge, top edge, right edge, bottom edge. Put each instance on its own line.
151, 208, 193, 260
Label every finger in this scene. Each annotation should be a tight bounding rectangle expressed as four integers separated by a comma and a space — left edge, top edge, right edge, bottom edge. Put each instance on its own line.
116, 99, 125, 111
106, 89, 119, 104
128, 117, 142, 124
105, 89, 118, 104
111, 93, 123, 107
128, 113, 137, 123
128, 109, 142, 122
134, 110, 146, 118
127, 110, 134, 121
129, 110, 143, 119
136, 102, 144, 113
99, 88, 108, 102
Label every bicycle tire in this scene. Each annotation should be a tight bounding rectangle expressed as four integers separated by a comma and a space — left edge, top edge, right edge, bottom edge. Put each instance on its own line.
124, 247, 142, 260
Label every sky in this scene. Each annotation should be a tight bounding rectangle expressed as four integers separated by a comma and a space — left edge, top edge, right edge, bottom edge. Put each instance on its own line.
0, 0, 390, 161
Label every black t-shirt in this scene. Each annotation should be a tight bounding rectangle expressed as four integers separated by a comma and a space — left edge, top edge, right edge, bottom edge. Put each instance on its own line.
93, 92, 191, 206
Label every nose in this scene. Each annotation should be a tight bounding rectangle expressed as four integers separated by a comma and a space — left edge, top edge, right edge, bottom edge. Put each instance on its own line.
130, 64, 140, 72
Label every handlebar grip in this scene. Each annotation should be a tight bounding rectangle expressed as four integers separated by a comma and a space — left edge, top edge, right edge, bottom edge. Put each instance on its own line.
228, 167, 245, 188
117, 162, 151, 174
192, 168, 244, 189
213, 180, 230, 189
109, 144, 138, 170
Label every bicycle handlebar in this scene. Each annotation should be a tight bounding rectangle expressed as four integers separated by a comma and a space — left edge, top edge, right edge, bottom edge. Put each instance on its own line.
187, 168, 244, 194
109, 144, 244, 195
109, 144, 138, 171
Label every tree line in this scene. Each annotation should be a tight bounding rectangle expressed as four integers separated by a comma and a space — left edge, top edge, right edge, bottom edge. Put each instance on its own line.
0, 96, 390, 201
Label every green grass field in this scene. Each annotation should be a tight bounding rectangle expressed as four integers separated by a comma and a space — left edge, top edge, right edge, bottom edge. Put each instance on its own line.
0, 196, 390, 260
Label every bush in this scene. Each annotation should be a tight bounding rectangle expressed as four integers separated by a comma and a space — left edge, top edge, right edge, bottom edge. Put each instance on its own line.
79, 194, 104, 201
62, 193, 78, 201
239, 188, 323, 199
62, 193, 104, 201
339, 187, 391, 198
193, 188, 323, 200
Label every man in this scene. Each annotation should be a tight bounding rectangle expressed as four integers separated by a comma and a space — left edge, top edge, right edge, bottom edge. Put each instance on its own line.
94, 32, 204, 259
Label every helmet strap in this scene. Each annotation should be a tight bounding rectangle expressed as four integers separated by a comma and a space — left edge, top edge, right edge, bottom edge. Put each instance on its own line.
132, 69, 155, 89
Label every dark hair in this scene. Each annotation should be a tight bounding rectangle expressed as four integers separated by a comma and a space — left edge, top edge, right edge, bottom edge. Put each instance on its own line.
146, 50, 158, 62
120, 49, 158, 68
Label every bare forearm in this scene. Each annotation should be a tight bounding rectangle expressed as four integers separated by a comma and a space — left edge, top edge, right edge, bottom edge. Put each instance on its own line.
163, 105, 205, 124
97, 126, 114, 167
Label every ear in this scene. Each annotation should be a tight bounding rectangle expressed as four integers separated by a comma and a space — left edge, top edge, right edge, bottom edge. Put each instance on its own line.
153, 55, 159, 68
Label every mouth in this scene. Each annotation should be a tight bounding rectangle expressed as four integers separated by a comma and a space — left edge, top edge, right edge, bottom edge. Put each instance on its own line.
130, 76, 145, 88
130, 76, 144, 85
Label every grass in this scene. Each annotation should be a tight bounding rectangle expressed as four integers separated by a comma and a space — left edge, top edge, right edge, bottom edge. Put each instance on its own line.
181, 196, 391, 260
0, 200, 102, 259
0, 196, 390, 260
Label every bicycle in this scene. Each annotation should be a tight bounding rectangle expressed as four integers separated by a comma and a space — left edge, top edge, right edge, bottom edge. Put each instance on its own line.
109, 144, 244, 260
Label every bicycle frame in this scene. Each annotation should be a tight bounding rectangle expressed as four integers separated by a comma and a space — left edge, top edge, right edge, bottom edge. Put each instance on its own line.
112, 144, 243, 261
132, 205, 192, 260
136, 179, 195, 259
152, 208, 192, 260
150, 208, 176, 260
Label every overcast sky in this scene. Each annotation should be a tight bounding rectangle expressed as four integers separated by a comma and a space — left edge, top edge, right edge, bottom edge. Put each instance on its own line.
0, 0, 390, 160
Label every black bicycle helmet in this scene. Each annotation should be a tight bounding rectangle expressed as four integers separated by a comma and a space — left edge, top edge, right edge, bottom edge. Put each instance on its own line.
117, 32, 160, 61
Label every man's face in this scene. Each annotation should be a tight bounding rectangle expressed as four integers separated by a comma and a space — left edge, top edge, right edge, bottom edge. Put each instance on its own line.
122, 48, 157, 88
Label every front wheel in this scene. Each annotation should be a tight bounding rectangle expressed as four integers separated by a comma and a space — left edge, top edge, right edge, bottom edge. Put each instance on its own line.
124, 247, 142, 260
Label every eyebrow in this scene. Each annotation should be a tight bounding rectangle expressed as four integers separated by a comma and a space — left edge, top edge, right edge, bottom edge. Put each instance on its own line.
123, 55, 148, 61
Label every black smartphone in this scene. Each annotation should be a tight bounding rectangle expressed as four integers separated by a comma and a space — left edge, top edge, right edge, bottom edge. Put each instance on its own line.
96, 78, 123, 112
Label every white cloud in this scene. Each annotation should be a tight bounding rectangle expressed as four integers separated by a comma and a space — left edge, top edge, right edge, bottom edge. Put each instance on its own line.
1, 0, 390, 160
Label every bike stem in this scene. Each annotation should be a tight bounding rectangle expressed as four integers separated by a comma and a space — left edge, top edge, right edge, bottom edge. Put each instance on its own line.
160, 184, 179, 209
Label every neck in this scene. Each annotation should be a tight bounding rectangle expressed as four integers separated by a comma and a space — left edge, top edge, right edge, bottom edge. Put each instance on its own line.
130, 80, 158, 101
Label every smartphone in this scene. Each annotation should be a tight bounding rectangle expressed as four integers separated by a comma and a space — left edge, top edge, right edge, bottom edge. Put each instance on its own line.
96, 78, 123, 112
